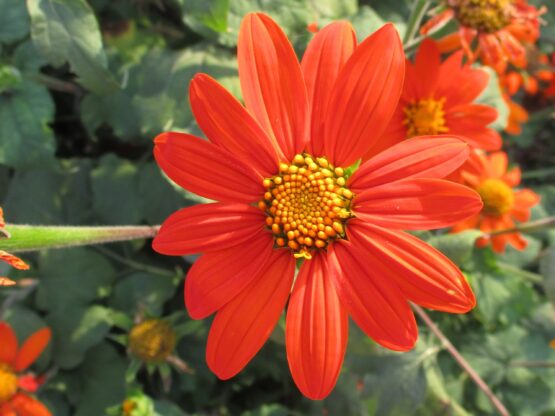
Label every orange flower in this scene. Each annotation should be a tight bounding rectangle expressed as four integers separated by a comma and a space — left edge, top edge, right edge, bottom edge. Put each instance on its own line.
452, 151, 540, 252
422, 0, 544, 73
153, 14, 481, 400
503, 93, 529, 134
374, 39, 502, 156
0, 322, 51, 415
0, 208, 29, 279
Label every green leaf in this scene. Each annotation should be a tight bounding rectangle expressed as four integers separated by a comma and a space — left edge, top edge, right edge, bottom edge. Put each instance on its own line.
0, 80, 56, 168
182, 0, 230, 33
46, 305, 115, 369
0, 0, 30, 43
74, 343, 127, 416
36, 247, 117, 311
475, 66, 509, 131
109, 272, 178, 316
26, 0, 119, 94
540, 247, 555, 305
0, 65, 22, 93
350, 6, 386, 40
91, 155, 142, 225
428, 230, 483, 268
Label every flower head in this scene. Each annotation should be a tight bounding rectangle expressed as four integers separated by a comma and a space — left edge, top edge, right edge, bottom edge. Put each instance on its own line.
128, 319, 176, 364
376, 39, 502, 156
423, 0, 544, 73
153, 14, 481, 400
452, 150, 540, 252
0, 321, 51, 415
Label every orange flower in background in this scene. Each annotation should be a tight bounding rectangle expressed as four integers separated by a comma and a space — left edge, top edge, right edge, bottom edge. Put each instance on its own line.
452, 151, 540, 252
0, 208, 29, 285
503, 93, 529, 135
422, 0, 544, 73
375, 39, 502, 156
152, 14, 481, 400
0, 322, 51, 416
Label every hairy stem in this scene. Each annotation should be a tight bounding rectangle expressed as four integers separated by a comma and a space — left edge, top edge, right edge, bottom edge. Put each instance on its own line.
412, 305, 510, 416
487, 216, 555, 237
1, 225, 160, 253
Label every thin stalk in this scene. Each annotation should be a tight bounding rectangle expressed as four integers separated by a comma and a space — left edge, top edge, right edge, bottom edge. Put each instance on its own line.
1, 225, 159, 253
487, 216, 555, 237
94, 246, 175, 278
25, 73, 82, 94
403, 0, 431, 45
412, 305, 510, 416
497, 262, 543, 284
509, 360, 555, 368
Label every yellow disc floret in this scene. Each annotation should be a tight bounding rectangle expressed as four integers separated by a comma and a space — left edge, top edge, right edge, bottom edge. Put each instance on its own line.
129, 319, 176, 364
403, 98, 449, 138
452, 0, 512, 33
258, 154, 354, 259
477, 178, 514, 216
0, 363, 17, 404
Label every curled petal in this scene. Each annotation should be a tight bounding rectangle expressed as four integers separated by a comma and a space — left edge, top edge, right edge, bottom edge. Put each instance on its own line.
327, 240, 417, 351
348, 220, 476, 313
0, 322, 18, 365
154, 132, 263, 204
206, 249, 295, 379
14, 327, 51, 372
0, 251, 29, 271
301, 21, 356, 156
353, 178, 483, 230
185, 231, 274, 319
350, 136, 470, 191
189, 73, 281, 176
153, 203, 265, 255
238, 13, 309, 160
286, 253, 348, 400
324, 24, 404, 167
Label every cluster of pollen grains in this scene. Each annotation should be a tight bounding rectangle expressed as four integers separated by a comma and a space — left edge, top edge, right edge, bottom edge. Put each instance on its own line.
452, 0, 512, 33
0, 363, 17, 404
403, 98, 449, 138
477, 178, 515, 216
258, 154, 354, 260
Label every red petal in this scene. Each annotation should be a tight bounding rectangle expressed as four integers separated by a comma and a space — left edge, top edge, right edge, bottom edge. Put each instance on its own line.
154, 132, 263, 204
153, 203, 265, 255
301, 21, 356, 156
0, 251, 30, 271
413, 38, 441, 96
328, 240, 417, 351
5, 393, 52, 416
353, 178, 483, 230
438, 58, 489, 106
348, 220, 475, 313
324, 24, 404, 167
185, 231, 274, 319
286, 253, 348, 400
206, 249, 294, 379
0, 321, 18, 365
350, 136, 470, 191
13, 328, 51, 372
238, 13, 308, 160
190, 74, 281, 176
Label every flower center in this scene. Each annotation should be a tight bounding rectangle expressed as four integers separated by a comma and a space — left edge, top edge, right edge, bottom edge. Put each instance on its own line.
403, 98, 449, 138
0, 363, 17, 404
452, 0, 512, 33
258, 154, 354, 260
477, 178, 514, 216
128, 319, 176, 364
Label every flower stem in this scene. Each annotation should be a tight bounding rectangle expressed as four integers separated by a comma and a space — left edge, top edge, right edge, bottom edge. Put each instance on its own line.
403, 0, 431, 45
487, 216, 555, 237
412, 305, 510, 416
1, 224, 159, 253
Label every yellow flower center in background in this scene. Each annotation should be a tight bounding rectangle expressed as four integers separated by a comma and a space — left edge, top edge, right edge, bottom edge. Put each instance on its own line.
0, 364, 17, 404
403, 98, 449, 138
258, 154, 354, 260
129, 319, 176, 364
477, 178, 515, 216
122, 399, 137, 416
453, 0, 512, 33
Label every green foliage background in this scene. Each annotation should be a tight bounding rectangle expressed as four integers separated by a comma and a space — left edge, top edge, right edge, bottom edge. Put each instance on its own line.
0, 0, 554, 415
